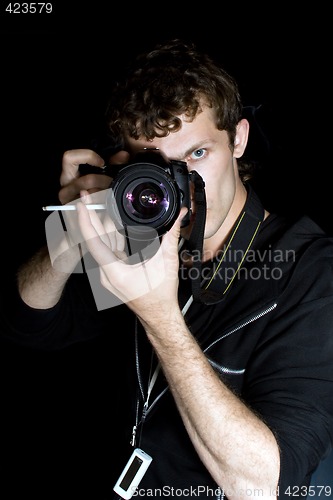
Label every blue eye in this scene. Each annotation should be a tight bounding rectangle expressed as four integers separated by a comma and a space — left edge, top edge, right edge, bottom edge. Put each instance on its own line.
191, 149, 206, 160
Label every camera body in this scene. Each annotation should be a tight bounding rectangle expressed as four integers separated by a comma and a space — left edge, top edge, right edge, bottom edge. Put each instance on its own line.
105, 149, 191, 238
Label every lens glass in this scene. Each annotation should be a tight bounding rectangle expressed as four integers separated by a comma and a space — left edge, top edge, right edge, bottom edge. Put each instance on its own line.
124, 180, 169, 222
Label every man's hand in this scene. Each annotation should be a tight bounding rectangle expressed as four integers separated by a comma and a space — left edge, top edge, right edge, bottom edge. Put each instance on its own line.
76, 190, 187, 320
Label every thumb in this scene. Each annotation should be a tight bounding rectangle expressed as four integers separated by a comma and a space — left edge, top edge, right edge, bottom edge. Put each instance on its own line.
163, 207, 189, 245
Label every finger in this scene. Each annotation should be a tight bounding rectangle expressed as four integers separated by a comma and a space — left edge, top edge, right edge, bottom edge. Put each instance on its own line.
76, 201, 118, 266
61, 149, 105, 185
80, 191, 108, 235
108, 150, 130, 165
59, 172, 111, 205
155, 207, 189, 271
59, 178, 97, 204
164, 207, 188, 245
103, 213, 126, 254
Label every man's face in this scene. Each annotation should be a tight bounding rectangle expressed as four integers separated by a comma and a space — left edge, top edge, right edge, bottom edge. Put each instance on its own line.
126, 106, 247, 250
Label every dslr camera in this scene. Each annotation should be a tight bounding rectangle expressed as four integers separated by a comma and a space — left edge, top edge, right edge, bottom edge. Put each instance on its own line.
92, 149, 192, 239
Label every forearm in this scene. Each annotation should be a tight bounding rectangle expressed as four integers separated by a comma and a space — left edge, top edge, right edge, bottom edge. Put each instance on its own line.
17, 245, 71, 309
143, 312, 280, 500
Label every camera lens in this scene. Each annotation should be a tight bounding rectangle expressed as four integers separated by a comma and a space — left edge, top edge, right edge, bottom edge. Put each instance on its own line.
124, 180, 169, 222
108, 164, 180, 237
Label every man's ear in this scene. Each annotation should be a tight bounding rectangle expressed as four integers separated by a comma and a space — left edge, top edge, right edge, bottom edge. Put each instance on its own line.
233, 118, 249, 158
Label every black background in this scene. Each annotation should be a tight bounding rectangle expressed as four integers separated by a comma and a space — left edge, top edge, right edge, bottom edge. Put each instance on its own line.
0, 3, 331, 499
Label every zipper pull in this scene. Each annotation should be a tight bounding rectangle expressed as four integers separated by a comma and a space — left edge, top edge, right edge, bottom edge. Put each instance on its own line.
141, 402, 148, 424
130, 425, 137, 447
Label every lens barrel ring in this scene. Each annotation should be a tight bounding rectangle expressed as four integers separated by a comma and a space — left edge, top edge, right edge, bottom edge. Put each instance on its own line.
107, 163, 182, 235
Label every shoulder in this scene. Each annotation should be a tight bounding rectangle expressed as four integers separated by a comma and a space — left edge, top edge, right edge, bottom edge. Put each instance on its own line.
262, 213, 333, 299
260, 213, 333, 257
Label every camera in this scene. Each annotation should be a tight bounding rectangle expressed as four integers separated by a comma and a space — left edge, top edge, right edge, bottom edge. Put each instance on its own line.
105, 149, 191, 239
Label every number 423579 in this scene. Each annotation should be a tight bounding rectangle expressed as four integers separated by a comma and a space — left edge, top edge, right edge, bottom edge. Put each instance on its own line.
5, 3, 53, 14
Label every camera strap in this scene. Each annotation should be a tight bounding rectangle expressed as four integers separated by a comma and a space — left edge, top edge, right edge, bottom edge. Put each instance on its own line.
185, 170, 207, 300
185, 180, 265, 305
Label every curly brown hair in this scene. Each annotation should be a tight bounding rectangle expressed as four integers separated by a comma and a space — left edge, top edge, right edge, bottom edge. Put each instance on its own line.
105, 39, 254, 181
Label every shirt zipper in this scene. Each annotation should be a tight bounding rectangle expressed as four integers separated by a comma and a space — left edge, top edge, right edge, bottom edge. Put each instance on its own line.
141, 301, 278, 417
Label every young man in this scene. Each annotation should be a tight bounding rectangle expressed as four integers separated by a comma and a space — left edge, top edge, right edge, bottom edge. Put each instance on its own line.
4, 39, 333, 499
